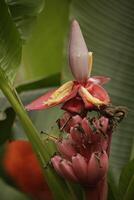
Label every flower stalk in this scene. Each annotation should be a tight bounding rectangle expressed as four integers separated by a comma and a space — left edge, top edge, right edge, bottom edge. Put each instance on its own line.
84, 178, 107, 200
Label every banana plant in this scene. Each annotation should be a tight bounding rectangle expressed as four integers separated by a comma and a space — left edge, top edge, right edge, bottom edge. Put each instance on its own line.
0, 0, 134, 200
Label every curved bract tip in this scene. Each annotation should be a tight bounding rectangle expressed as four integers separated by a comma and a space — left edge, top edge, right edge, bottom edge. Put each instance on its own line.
69, 20, 92, 82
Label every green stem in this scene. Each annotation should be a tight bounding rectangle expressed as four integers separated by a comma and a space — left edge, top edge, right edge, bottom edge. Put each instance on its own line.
0, 71, 72, 200
66, 181, 78, 200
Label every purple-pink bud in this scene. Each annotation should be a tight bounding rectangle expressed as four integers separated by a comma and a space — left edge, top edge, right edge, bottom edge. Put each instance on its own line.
69, 20, 91, 82
72, 154, 88, 183
87, 151, 108, 185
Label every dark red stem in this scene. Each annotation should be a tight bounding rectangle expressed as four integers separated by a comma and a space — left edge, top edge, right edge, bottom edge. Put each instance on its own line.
85, 186, 99, 200
85, 177, 108, 200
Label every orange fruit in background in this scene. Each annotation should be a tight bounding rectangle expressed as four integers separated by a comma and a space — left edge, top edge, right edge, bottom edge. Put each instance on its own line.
3, 140, 52, 200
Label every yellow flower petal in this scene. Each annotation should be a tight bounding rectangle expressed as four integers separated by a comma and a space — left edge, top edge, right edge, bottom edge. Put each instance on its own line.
44, 81, 74, 106
79, 86, 105, 106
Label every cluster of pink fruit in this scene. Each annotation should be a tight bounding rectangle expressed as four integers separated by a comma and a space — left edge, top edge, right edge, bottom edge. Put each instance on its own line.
52, 113, 109, 186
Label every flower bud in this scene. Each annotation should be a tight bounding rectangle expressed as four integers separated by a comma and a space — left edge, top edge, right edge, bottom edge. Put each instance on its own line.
69, 20, 92, 82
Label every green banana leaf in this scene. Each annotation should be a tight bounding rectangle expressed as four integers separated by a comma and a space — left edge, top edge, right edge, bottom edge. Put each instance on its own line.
16, 73, 61, 93
0, 179, 29, 200
0, 0, 44, 82
6, 0, 44, 41
0, 0, 21, 81
119, 159, 134, 200
19, 0, 70, 82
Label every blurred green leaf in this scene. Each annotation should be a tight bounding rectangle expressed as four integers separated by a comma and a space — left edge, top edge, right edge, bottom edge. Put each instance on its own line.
6, 0, 44, 41
0, 107, 16, 144
20, 0, 70, 82
16, 73, 61, 93
0, 0, 21, 82
108, 169, 118, 200
0, 0, 45, 92
119, 159, 134, 200
0, 73, 60, 110
0, 0, 44, 82
0, 179, 29, 200
68, 0, 134, 182
13, 88, 63, 139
